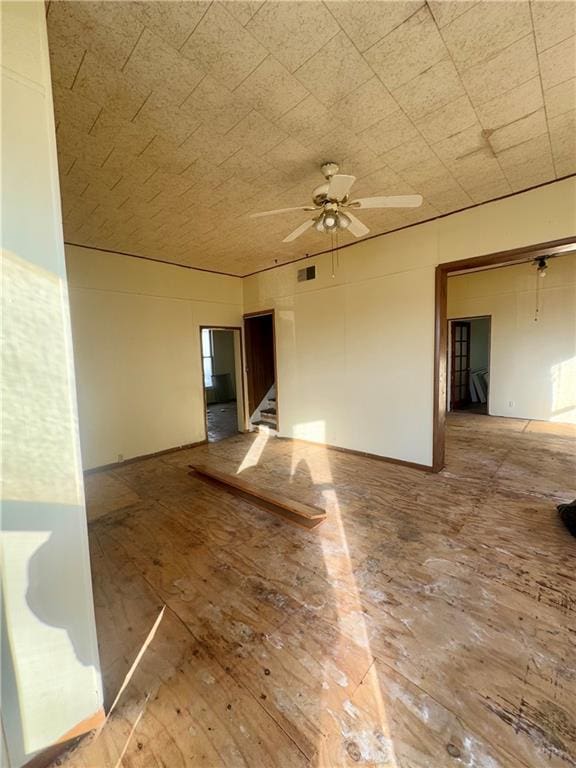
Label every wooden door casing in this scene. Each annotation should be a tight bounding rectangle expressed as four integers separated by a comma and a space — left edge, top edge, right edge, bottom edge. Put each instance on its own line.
244, 313, 275, 417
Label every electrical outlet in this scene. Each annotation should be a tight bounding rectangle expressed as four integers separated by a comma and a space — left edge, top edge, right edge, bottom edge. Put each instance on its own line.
508, 401, 514, 408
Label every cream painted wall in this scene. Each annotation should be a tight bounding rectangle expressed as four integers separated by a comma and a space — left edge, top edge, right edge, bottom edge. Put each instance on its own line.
1, 3, 102, 765
66, 245, 242, 469
244, 177, 576, 466
448, 255, 576, 422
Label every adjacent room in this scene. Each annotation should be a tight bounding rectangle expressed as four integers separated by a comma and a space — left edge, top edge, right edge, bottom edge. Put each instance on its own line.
2, 1, 576, 767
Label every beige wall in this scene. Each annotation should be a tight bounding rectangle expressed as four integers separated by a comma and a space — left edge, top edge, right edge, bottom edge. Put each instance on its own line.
244, 177, 576, 466
66, 245, 242, 469
448, 254, 576, 422
1, 3, 102, 765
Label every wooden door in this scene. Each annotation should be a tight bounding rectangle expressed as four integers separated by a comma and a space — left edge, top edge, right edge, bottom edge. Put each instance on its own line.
244, 313, 275, 416
450, 321, 471, 409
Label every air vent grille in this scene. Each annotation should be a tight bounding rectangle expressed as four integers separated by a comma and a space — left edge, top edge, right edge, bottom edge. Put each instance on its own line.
297, 265, 316, 282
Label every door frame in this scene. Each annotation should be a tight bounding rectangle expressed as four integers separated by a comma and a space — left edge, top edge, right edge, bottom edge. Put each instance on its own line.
243, 309, 279, 432
433, 236, 576, 472
448, 315, 492, 412
199, 325, 246, 442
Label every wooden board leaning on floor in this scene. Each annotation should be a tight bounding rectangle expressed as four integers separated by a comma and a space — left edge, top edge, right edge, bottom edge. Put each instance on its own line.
189, 464, 326, 529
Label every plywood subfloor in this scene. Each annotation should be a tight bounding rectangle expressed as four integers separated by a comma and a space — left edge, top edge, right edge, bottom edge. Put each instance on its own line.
57, 414, 575, 767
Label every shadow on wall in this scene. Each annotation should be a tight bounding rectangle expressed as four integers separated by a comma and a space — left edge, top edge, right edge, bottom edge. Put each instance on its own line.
2, 501, 102, 764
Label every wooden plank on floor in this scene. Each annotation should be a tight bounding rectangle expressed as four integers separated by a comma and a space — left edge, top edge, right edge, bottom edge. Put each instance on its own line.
189, 464, 326, 529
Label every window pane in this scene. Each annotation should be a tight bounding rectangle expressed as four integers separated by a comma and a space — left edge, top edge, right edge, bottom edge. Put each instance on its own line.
203, 357, 213, 387
202, 328, 212, 357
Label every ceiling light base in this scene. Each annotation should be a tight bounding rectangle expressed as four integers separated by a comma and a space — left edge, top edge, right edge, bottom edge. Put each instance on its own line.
321, 162, 339, 179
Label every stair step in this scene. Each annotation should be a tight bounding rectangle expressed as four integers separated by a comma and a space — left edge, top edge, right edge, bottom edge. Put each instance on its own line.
252, 420, 277, 429
261, 407, 276, 415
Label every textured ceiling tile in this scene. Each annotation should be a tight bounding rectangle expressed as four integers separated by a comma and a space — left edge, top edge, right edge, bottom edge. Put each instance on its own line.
548, 109, 576, 176
181, 75, 252, 136
414, 95, 477, 144
55, 123, 114, 167
122, 28, 204, 106
539, 35, 576, 90
52, 84, 102, 134
393, 58, 465, 120
72, 52, 149, 120
353, 165, 416, 197
225, 110, 288, 155
234, 56, 309, 121
181, 3, 267, 90
295, 31, 374, 108
326, 0, 424, 52
66, 158, 123, 192
277, 95, 334, 146
488, 108, 548, 154
46, 28, 85, 89
531, 0, 576, 53
449, 152, 507, 189
497, 132, 554, 181
364, 6, 449, 91
133, 92, 201, 145
427, 0, 478, 29
361, 109, 420, 154
263, 137, 320, 178
400, 157, 461, 194
380, 137, 437, 172
221, 1, 265, 27
545, 78, 576, 119
477, 77, 543, 130
433, 122, 487, 163
47, 1, 143, 70
246, 1, 339, 73
89, 110, 157, 157
461, 35, 538, 105
100, 149, 159, 187
131, 0, 212, 50
328, 77, 398, 133
426, 186, 474, 214
221, 148, 274, 183
441, 0, 532, 69
141, 135, 200, 175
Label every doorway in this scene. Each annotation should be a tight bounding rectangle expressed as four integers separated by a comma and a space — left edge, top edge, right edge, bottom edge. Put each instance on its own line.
244, 311, 278, 430
200, 327, 245, 442
449, 316, 491, 413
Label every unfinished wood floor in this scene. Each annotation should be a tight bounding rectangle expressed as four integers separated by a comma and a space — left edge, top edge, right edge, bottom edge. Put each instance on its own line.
57, 414, 575, 767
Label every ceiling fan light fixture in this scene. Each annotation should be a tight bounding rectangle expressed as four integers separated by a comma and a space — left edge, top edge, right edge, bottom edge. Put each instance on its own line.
536, 256, 548, 277
314, 216, 325, 233
338, 212, 351, 230
323, 211, 338, 231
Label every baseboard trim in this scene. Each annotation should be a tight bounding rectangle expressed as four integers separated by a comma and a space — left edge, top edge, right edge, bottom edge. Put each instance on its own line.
276, 436, 433, 472
84, 440, 208, 474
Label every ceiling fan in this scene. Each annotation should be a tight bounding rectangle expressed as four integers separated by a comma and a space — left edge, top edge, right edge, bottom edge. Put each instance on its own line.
249, 162, 423, 243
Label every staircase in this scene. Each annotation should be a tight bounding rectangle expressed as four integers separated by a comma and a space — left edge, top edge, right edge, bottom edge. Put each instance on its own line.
251, 385, 277, 431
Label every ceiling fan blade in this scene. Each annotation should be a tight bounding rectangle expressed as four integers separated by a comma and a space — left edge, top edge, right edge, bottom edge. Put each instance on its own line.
346, 213, 370, 238
282, 219, 314, 243
327, 174, 356, 201
349, 194, 423, 209
250, 205, 317, 219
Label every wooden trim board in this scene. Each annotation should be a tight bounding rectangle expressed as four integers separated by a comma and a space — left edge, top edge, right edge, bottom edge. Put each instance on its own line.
189, 464, 326, 529
84, 440, 207, 474
276, 435, 433, 472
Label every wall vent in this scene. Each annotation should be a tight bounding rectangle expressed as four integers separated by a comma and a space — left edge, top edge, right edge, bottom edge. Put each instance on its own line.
297, 265, 316, 282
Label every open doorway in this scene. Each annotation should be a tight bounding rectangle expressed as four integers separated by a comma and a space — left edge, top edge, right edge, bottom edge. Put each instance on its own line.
448, 316, 491, 414
201, 327, 245, 442
244, 311, 278, 430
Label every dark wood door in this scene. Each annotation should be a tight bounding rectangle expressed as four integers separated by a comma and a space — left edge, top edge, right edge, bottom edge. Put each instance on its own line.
244, 313, 275, 416
450, 321, 471, 410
